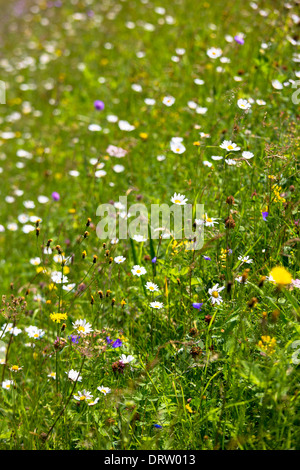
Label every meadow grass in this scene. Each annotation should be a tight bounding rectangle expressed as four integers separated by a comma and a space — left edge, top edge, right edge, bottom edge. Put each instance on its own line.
0, 0, 299, 450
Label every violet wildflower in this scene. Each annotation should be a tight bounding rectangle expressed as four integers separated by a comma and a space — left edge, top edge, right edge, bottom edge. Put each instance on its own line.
262, 211, 269, 221
69, 334, 80, 344
112, 338, 122, 348
154, 424, 163, 429
152, 257, 157, 263
94, 100, 105, 111
51, 191, 60, 201
234, 35, 244, 45
192, 302, 203, 310
203, 256, 211, 261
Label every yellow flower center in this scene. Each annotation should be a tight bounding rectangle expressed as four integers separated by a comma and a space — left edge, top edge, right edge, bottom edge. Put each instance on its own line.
228, 145, 233, 150
174, 199, 181, 203
34, 334, 39, 338
12, 365, 19, 371
6, 384, 10, 389
80, 396, 86, 401
78, 326, 85, 332
212, 291, 219, 298
136, 269, 141, 273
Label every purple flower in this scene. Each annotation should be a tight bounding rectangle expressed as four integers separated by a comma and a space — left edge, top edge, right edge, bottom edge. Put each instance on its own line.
262, 211, 269, 221
154, 424, 163, 428
112, 338, 122, 348
94, 100, 105, 111
192, 302, 203, 310
51, 191, 60, 201
234, 35, 244, 45
69, 334, 79, 344
106, 336, 113, 345
203, 256, 211, 261
152, 257, 157, 263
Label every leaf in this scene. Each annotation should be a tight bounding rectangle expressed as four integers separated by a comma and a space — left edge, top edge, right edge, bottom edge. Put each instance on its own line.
239, 361, 267, 388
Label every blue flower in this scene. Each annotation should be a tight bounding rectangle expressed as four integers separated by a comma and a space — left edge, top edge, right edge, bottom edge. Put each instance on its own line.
112, 338, 122, 348
203, 256, 211, 261
154, 424, 162, 428
69, 334, 79, 344
262, 211, 269, 221
192, 302, 203, 310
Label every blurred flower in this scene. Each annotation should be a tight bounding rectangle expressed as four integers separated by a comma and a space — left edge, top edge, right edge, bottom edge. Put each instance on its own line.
269, 266, 292, 286
94, 100, 105, 111
51, 192, 60, 201
234, 35, 244, 45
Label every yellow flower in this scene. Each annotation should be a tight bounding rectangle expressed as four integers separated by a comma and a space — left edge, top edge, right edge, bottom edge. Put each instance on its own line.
269, 266, 292, 286
258, 335, 276, 355
50, 312, 68, 323
139, 132, 148, 140
185, 403, 194, 413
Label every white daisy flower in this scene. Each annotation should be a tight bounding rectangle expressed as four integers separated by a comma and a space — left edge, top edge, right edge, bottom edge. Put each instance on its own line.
170, 141, 186, 154
256, 99, 266, 105
225, 158, 237, 165
87, 398, 100, 406
272, 79, 283, 90
7, 223, 18, 231
242, 151, 254, 159
97, 385, 111, 395
72, 319, 93, 336
150, 301, 164, 309
204, 214, 219, 227
237, 99, 251, 110
145, 281, 159, 292
171, 193, 188, 205
114, 256, 126, 264
220, 140, 241, 152
2, 380, 14, 390
118, 120, 135, 131
162, 96, 175, 106
144, 98, 156, 105
131, 265, 147, 276
120, 354, 135, 364
88, 124, 102, 131
66, 369, 82, 382
74, 390, 93, 402
238, 255, 253, 264
208, 283, 225, 305
25, 326, 45, 339
22, 225, 35, 233
196, 106, 208, 114
207, 47, 222, 59
112, 164, 125, 173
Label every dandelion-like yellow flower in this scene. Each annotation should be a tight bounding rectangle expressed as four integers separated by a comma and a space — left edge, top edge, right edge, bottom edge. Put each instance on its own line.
50, 312, 68, 323
269, 266, 292, 286
139, 132, 148, 140
258, 335, 276, 355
